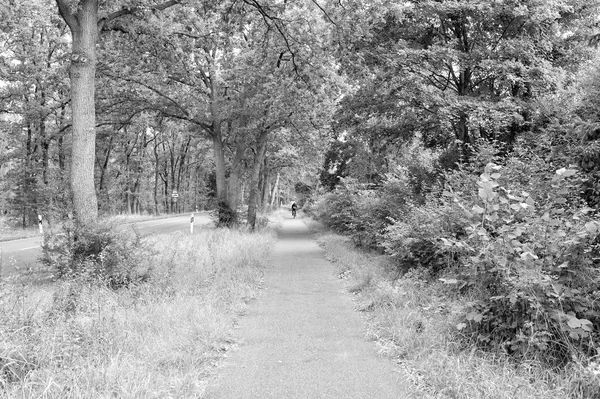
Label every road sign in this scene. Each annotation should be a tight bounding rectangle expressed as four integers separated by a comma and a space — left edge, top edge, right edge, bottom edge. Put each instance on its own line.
171, 190, 179, 198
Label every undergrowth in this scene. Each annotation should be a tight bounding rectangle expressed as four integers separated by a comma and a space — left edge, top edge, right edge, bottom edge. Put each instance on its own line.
317, 231, 598, 399
0, 228, 275, 398
310, 142, 600, 370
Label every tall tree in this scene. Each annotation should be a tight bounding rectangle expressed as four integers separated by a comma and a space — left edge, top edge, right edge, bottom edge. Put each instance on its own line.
331, 0, 599, 172
54, 0, 181, 225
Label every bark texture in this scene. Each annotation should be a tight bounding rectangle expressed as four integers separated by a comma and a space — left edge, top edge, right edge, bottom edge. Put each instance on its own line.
247, 130, 269, 230
57, 0, 99, 225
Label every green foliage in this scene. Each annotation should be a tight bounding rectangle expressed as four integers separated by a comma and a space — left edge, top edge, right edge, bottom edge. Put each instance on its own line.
293, 182, 313, 208
41, 221, 150, 289
420, 156, 599, 365
319, 140, 360, 190
313, 176, 414, 250
212, 201, 238, 228
314, 138, 600, 365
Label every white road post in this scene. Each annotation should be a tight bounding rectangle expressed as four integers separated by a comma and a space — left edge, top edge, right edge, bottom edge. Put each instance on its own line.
190, 212, 195, 234
38, 214, 43, 235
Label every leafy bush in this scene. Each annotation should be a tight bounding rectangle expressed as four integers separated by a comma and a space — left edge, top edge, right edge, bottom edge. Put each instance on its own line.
313, 138, 600, 365
211, 201, 238, 227
312, 177, 411, 250
312, 180, 359, 235
41, 221, 150, 289
383, 201, 464, 279
439, 161, 600, 365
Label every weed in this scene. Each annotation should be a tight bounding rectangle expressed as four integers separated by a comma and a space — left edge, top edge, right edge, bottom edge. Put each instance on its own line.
318, 231, 582, 399
0, 228, 275, 398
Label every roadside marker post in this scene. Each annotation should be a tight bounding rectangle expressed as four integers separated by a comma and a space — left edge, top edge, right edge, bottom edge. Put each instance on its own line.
38, 214, 43, 235
190, 213, 195, 234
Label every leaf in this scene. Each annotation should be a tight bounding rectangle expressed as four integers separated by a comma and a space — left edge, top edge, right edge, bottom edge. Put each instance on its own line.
478, 188, 488, 201
440, 238, 454, 246
580, 319, 593, 332
472, 205, 485, 214
541, 212, 550, 221
585, 222, 598, 234
520, 251, 539, 260
466, 311, 483, 322
569, 330, 580, 339
439, 278, 458, 284
567, 318, 580, 328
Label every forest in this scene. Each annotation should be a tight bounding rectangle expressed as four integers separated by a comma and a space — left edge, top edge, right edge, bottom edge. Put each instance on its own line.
3, 0, 600, 397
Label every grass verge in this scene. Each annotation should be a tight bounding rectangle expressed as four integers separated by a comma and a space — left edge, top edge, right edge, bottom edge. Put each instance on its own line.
0, 228, 275, 398
315, 230, 595, 399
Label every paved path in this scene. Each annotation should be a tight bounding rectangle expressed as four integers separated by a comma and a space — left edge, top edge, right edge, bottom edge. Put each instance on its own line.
204, 217, 409, 398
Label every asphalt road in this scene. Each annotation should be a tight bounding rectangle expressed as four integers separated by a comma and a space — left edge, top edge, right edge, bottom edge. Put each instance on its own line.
0, 213, 213, 276
203, 217, 409, 398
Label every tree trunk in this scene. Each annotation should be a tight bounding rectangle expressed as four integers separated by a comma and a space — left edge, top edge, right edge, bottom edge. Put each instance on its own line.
261, 158, 270, 211
208, 56, 228, 208
98, 136, 112, 196
212, 133, 227, 202
227, 136, 245, 212
270, 172, 280, 207
247, 130, 269, 230
58, 0, 99, 225
454, 112, 471, 158
153, 136, 160, 215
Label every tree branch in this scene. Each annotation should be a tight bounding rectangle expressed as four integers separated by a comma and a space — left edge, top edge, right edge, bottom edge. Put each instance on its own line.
55, 0, 77, 31
98, 0, 183, 31
309, 0, 337, 26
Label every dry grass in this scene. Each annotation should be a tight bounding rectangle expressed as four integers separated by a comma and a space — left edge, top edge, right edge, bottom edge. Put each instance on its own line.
0, 228, 275, 398
103, 212, 191, 225
317, 232, 594, 399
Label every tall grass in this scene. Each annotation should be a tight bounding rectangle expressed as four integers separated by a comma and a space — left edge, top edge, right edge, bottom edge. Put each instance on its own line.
317, 232, 594, 399
0, 228, 274, 398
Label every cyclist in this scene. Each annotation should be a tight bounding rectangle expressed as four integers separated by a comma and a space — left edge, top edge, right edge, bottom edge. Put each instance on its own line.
291, 201, 298, 218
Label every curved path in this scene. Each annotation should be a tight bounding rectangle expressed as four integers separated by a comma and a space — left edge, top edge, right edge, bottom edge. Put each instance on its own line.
204, 217, 409, 398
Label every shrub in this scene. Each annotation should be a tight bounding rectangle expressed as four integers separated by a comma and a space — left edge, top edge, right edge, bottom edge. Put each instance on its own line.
312, 180, 359, 234
314, 138, 600, 365
383, 201, 464, 279
313, 177, 414, 251
440, 161, 600, 365
211, 201, 238, 227
41, 221, 150, 288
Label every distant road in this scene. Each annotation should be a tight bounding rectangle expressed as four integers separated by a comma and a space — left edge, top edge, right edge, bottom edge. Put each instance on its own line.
0, 213, 213, 277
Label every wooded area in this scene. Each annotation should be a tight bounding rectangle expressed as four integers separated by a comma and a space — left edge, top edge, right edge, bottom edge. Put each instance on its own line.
1, 0, 336, 229
3, 0, 600, 384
